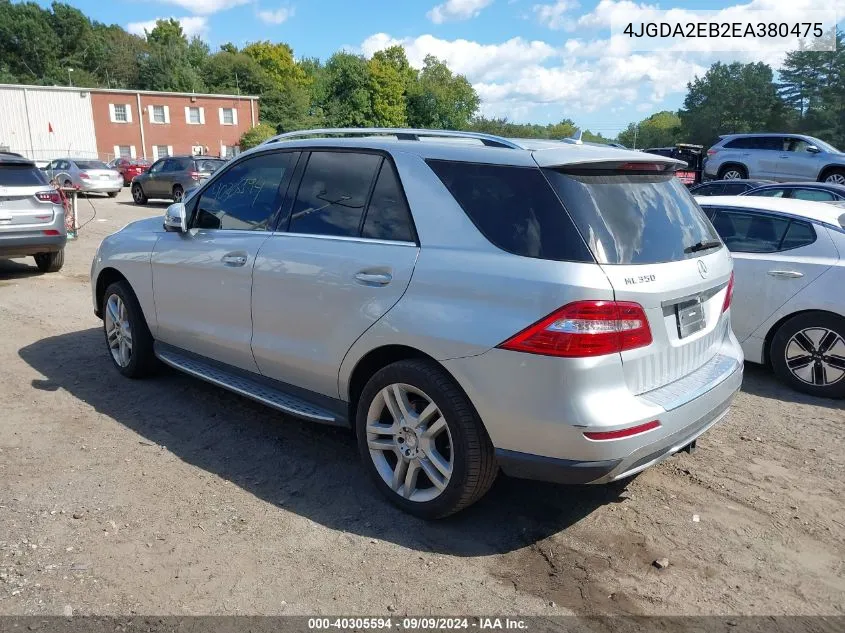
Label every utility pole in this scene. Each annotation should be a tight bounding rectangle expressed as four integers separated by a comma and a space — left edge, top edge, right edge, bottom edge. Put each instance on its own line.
633, 124, 639, 149
67, 68, 74, 87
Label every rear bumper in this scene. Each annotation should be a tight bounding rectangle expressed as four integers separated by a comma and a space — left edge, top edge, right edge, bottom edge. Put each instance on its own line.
79, 182, 122, 193
443, 323, 744, 485
0, 233, 66, 257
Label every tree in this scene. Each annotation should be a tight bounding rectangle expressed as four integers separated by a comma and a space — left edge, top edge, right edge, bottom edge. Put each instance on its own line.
242, 41, 307, 89
679, 62, 790, 146
368, 46, 412, 127
138, 18, 205, 92
0, 0, 62, 82
321, 52, 374, 127
618, 111, 682, 148
407, 55, 479, 129
239, 123, 277, 150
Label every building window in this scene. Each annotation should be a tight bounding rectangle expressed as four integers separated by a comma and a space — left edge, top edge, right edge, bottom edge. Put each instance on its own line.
219, 107, 237, 125
150, 105, 169, 124
109, 103, 132, 123
186, 106, 204, 125
153, 145, 171, 160
118, 146, 132, 158
221, 145, 239, 158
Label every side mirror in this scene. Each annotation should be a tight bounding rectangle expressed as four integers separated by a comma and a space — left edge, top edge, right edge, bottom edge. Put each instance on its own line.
163, 202, 187, 233
806, 145, 821, 154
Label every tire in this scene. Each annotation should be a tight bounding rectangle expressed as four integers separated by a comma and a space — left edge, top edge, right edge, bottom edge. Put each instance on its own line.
108, 191, 118, 198
63, 179, 72, 188
356, 359, 498, 519
101, 280, 158, 379
821, 168, 845, 185
718, 165, 747, 180
770, 312, 845, 399
172, 185, 184, 202
131, 183, 147, 205
34, 249, 64, 273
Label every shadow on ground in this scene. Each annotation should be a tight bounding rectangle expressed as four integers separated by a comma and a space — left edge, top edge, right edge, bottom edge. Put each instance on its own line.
19, 327, 634, 557
0, 258, 42, 280
740, 361, 843, 411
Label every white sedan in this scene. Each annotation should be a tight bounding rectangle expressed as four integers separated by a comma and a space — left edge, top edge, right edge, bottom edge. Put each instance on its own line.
695, 195, 845, 399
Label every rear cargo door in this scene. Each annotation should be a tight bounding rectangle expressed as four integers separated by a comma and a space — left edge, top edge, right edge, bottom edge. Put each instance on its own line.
0, 165, 56, 230
542, 161, 733, 395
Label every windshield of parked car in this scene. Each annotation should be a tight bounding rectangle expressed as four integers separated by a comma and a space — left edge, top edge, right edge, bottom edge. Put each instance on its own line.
75, 160, 110, 170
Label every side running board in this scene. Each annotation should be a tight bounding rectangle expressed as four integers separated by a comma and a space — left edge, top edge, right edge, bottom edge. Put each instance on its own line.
155, 346, 339, 425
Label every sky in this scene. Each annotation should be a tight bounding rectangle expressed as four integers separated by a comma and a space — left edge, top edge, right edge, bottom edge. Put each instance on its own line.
34, 0, 845, 137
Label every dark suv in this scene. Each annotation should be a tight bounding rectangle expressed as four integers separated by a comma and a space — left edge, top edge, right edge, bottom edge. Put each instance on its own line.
131, 156, 224, 204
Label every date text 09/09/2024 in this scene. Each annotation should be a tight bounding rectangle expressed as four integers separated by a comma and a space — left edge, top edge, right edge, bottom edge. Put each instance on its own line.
622, 22, 824, 39
307, 618, 529, 630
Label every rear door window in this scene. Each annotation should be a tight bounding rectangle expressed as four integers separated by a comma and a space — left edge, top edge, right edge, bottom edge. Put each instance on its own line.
289, 151, 382, 237
708, 209, 790, 253
543, 168, 720, 264
0, 165, 48, 186
722, 182, 751, 195
692, 183, 724, 196
753, 188, 786, 198
790, 189, 836, 202
361, 162, 415, 242
426, 160, 593, 262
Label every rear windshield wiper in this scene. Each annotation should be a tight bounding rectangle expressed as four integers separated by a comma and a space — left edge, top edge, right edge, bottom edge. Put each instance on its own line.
684, 240, 722, 254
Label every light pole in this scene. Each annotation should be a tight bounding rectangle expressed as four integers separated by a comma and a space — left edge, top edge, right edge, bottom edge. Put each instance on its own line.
67, 68, 74, 87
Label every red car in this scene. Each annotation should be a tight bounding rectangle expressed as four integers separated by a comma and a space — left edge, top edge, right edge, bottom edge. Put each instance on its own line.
108, 158, 151, 186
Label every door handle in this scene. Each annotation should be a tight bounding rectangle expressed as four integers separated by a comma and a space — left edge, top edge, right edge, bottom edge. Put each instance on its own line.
354, 271, 392, 286
221, 253, 248, 267
767, 270, 803, 279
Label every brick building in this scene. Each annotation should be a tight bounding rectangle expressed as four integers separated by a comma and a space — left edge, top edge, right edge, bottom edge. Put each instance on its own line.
0, 84, 259, 163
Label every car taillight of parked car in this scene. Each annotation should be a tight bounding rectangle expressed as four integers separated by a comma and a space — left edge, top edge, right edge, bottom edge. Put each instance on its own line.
722, 271, 734, 313
498, 300, 653, 357
189, 171, 201, 181
35, 190, 61, 204
79, 172, 90, 180
707, 149, 719, 156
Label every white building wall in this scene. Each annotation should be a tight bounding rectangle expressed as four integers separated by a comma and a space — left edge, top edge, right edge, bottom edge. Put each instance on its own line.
0, 85, 98, 161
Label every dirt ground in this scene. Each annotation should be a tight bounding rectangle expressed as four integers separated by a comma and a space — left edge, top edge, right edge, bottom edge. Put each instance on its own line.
0, 190, 843, 617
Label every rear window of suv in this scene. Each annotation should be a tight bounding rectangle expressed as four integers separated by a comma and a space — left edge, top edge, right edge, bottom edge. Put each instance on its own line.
426, 160, 593, 262
0, 165, 49, 186
543, 169, 721, 264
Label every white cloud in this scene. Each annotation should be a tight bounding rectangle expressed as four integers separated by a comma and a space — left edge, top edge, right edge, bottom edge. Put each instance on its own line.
154, 0, 250, 15
532, 1, 578, 30
126, 16, 209, 38
427, 0, 494, 24
257, 6, 294, 24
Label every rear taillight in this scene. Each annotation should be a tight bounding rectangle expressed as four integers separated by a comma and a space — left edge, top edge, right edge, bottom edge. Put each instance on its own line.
498, 300, 653, 358
79, 172, 90, 180
722, 271, 734, 313
189, 171, 200, 181
42, 229, 60, 236
707, 149, 718, 156
35, 190, 61, 204
583, 420, 661, 441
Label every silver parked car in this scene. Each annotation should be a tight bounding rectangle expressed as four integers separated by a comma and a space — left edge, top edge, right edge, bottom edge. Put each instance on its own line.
696, 195, 845, 398
704, 134, 845, 184
43, 158, 122, 197
131, 156, 224, 204
0, 153, 66, 272
90, 128, 743, 518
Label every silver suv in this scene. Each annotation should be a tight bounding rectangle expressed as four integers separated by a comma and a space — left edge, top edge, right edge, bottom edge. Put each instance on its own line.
0, 153, 66, 272
90, 128, 743, 518
705, 134, 845, 183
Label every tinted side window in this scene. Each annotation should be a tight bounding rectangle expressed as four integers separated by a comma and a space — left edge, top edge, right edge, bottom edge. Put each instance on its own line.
193, 152, 296, 231
427, 160, 593, 262
289, 152, 382, 237
692, 183, 723, 196
724, 138, 752, 150
780, 221, 816, 250
752, 188, 786, 198
361, 162, 414, 242
711, 210, 789, 253
721, 182, 751, 195
791, 189, 835, 202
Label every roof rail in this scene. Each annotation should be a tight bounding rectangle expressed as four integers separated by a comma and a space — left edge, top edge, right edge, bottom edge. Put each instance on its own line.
261, 127, 523, 149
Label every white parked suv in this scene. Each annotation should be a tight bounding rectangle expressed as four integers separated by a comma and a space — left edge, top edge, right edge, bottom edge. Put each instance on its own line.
90, 128, 743, 518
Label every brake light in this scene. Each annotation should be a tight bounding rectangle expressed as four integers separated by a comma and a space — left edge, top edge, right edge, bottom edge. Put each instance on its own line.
79, 172, 90, 179
35, 190, 61, 204
722, 271, 734, 313
583, 420, 661, 441
618, 162, 668, 172
189, 171, 200, 181
42, 229, 60, 236
707, 149, 718, 156
498, 300, 653, 358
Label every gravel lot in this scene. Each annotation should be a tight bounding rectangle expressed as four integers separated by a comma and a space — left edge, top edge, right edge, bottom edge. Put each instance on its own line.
1, 190, 843, 617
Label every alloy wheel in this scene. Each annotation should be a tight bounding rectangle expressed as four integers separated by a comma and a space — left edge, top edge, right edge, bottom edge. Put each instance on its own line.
825, 173, 845, 185
132, 186, 143, 203
366, 383, 453, 503
105, 293, 133, 368
722, 170, 743, 180
784, 327, 845, 386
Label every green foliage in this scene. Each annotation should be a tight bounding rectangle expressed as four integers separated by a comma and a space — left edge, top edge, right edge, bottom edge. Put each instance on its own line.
138, 19, 205, 93
368, 46, 413, 127
239, 123, 277, 150
617, 111, 682, 149
407, 55, 479, 129
321, 52, 375, 127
